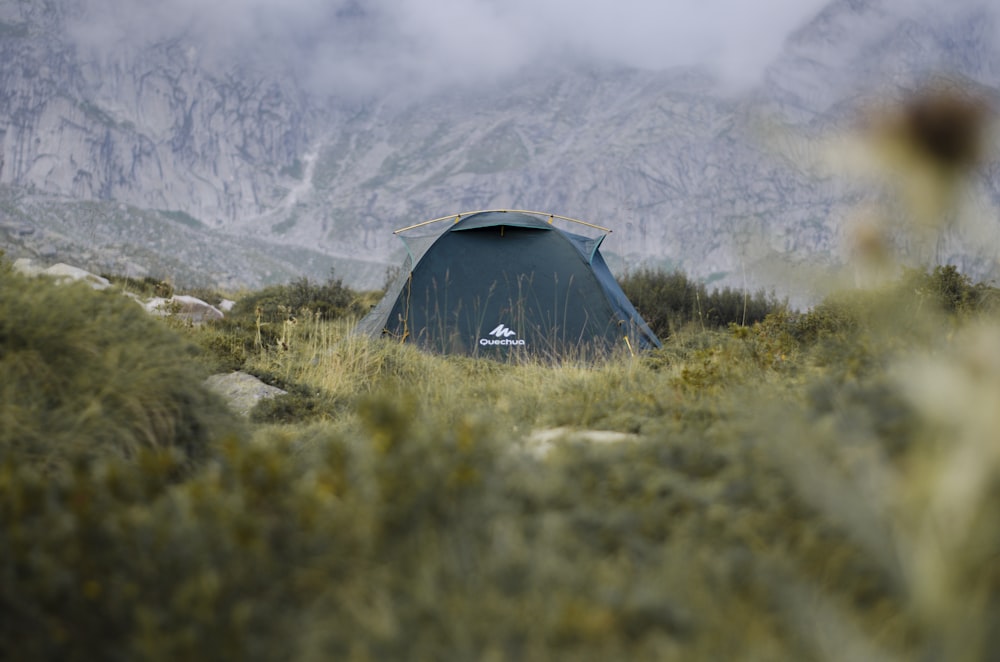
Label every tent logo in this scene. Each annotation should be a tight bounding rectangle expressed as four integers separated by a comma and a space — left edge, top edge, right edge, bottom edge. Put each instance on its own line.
480, 323, 526, 346
489, 324, 516, 338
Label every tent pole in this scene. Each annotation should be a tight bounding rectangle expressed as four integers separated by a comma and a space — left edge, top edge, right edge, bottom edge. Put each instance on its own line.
394, 209, 613, 234
393, 214, 461, 234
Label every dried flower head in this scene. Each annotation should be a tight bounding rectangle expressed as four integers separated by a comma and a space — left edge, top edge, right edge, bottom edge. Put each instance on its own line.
867, 79, 995, 176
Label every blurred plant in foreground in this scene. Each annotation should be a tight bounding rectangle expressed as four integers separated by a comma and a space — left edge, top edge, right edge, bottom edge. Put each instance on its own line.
848, 78, 997, 283
758, 79, 1000, 661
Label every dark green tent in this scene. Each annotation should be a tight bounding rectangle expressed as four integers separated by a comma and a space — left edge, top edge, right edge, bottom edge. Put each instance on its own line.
356, 210, 661, 357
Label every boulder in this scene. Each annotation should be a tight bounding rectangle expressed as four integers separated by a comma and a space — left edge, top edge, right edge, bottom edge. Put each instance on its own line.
11, 259, 228, 323
12, 258, 42, 277
13, 258, 111, 289
522, 427, 639, 459
42, 263, 112, 290
145, 295, 224, 323
204, 372, 288, 417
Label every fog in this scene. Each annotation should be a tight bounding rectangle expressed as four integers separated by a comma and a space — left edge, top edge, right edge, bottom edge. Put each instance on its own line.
70, 0, 834, 96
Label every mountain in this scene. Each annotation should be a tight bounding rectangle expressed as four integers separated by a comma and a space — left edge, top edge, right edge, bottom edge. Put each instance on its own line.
0, 0, 997, 299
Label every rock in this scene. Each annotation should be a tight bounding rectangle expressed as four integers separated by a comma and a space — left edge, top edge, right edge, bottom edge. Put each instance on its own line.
13, 259, 112, 289
144, 295, 224, 323
523, 427, 639, 459
41, 263, 112, 289
204, 372, 287, 417
12, 258, 43, 277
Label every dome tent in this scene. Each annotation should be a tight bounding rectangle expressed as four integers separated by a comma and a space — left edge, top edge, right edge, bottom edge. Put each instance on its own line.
356, 210, 661, 357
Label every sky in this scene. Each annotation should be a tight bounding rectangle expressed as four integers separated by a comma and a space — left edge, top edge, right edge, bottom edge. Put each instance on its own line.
70, 0, 834, 96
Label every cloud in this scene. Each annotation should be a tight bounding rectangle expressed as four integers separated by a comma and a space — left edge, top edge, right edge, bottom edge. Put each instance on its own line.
68, 0, 839, 96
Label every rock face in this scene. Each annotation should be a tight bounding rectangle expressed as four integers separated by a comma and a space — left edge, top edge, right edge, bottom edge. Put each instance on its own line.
0, 1, 314, 226
0, 0, 998, 299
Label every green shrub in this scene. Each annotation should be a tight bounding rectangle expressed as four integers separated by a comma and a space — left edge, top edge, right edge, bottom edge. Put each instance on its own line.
192, 274, 368, 366
620, 268, 782, 338
187, 321, 251, 372
0, 402, 505, 661
906, 264, 999, 316
0, 268, 240, 469
230, 273, 366, 324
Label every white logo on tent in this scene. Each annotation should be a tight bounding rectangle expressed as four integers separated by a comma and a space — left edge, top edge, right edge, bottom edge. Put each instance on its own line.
489, 324, 517, 338
480, 323, 526, 346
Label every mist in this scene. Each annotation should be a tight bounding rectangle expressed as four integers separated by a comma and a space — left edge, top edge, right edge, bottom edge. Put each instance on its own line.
69, 0, 835, 97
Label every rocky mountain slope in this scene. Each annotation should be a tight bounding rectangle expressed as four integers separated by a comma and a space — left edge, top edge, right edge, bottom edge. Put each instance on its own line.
0, 0, 997, 299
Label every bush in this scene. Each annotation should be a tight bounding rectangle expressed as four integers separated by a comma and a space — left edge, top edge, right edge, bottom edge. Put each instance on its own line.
619, 268, 782, 339
0, 267, 240, 470
907, 264, 999, 316
0, 401, 503, 661
230, 274, 366, 324
193, 274, 369, 365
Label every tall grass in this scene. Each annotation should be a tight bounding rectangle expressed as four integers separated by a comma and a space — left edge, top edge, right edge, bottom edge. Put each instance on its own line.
5, 248, 1000, 659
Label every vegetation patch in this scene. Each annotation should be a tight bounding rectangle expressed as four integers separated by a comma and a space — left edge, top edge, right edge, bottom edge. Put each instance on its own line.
159, 210, 205, 229
0, 21, 28, 38
270, 215, 298, 235
3, 248, 1000, 660
0, 266, 240, 471
619, 267, 784, 339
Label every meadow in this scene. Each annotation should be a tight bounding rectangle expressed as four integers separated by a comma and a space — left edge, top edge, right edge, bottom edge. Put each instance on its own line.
3, 247, 999, 661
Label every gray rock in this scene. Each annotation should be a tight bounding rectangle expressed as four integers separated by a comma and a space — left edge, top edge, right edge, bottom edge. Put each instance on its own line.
204, 372, 287, 417
14, 258, 112, 289
522, 427, 639, 459
144, 295, 224, 323
12, 258, 43, 277
42, 263, 112, 290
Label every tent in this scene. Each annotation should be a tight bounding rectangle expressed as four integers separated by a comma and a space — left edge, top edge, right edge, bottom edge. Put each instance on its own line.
355, 210, 662, 357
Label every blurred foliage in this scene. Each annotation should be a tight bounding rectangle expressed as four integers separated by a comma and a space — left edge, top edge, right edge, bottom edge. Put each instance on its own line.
4, 248, 1000, 660
908, 264, 999, 315
619, 268, 784, 339
0, 266, 240, 472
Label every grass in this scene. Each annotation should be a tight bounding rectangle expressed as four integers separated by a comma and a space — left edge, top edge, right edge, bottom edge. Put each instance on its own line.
0, 262, 1000, 660
93, 263, 1000, 659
